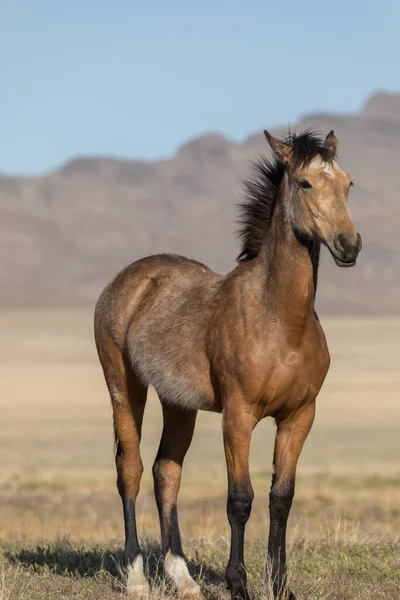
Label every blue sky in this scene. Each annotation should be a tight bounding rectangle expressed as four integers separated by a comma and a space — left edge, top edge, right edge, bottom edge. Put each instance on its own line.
2, 0, 400, 175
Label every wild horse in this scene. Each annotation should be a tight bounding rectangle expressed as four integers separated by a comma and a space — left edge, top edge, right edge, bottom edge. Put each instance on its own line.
95, 129, 361, 599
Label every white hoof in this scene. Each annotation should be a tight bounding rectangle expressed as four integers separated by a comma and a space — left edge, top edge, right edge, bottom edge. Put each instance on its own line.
164, 551, 201, 597
127, 584, 150, 598
127, 555, 150, 597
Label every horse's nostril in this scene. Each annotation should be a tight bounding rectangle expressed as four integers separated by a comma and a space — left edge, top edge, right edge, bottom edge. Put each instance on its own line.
335, 233, 361, 254
334, 234, 345, 252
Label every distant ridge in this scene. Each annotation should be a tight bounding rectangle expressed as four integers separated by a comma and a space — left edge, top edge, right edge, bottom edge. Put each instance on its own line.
1, 91, 400, 314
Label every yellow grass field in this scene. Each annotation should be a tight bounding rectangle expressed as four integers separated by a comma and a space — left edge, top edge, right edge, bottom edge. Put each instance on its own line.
0, 311, 399, 599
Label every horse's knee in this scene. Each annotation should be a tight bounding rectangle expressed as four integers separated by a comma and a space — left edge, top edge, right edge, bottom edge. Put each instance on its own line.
116, 444, 144, 499
153, 458, 177, 507
227, 484, 254, 525
153, 456, 182, 492
269, 484, 294, 522
152, 457, 163, 480
152, 457, 168, 490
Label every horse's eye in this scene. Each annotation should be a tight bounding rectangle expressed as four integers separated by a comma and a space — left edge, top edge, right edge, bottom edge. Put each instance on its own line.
349, 181, 354, 188
300, 180, 312, 189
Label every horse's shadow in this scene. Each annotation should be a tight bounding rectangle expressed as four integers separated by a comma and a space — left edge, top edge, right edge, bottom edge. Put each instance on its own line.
5, 539, 224, 592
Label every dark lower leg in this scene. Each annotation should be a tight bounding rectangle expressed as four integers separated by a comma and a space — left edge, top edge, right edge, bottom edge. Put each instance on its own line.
223, 406, 256, 600
116, 431, 148, 592
115, 442, 143, 568
266, 401, 315, 600
153, 406, 198, 592
268, 482, 294, 598
226, 482, 254, 600
157, 501, 183, 557
112, 373, 147, 591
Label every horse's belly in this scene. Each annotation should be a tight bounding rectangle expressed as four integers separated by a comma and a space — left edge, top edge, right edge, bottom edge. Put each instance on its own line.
130, 338, 219, 411
152, 373, 218, 412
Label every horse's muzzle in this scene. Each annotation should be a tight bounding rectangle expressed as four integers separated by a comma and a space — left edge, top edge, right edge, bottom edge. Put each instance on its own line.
329, 232, 362, 267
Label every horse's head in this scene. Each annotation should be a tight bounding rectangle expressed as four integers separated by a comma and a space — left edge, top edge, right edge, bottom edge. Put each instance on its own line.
264, 129, 362, 267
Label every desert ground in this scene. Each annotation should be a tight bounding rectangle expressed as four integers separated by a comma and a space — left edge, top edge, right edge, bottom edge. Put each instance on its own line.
0, 311, 399, 599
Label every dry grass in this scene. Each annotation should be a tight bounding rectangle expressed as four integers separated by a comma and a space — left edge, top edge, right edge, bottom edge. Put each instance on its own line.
1, 536, 400, 599
0, 311, 400, 598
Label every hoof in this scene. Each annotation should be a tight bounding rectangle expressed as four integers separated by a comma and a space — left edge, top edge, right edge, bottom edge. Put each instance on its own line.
232, 592, 251, 600
164, 551, 201, 597
179, 582, 202, 598
127, 584, 151, 598
270, 582, 296, 600
228, 584, 251, 600
274, 590, 296, 600
127, 556, 150, 598
174, 573, 201, 598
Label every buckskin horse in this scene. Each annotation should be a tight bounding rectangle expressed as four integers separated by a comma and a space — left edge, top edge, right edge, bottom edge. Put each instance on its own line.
94, 129, 361, 600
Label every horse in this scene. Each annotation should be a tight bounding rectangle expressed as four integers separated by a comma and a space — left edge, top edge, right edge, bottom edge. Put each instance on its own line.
94, 129, 362, 600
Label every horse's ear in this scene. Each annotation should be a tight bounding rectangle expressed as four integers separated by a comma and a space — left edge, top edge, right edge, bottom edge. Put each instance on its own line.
324, 130, 339, 157
264, 130, 293, 164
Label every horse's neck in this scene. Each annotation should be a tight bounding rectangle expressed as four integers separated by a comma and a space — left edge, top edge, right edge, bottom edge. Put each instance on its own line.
254, 194, 318, 334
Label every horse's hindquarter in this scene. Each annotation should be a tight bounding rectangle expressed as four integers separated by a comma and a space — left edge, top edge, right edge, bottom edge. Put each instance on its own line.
110, 254, 223, 411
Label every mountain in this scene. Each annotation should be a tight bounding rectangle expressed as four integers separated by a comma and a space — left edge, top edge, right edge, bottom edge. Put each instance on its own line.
1, 91, 400, 314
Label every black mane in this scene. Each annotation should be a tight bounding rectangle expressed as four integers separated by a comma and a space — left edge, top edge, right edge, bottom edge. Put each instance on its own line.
237, 129, 333, 261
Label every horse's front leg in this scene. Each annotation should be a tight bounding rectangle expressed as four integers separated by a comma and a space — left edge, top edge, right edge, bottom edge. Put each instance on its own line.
267, 400, 316, 600
223, 401, 257, 600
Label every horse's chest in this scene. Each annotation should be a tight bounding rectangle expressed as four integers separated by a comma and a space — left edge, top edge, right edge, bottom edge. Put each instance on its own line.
259, 339, 329, 416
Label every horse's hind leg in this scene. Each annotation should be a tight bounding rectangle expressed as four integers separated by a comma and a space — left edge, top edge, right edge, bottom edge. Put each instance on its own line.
99, 343, 149, 596
152, 404, 200, 596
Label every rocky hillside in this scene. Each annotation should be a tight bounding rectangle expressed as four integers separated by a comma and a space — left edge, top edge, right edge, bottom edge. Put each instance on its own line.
1, 91, 399, 314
